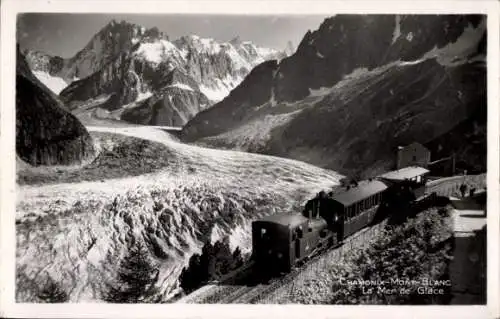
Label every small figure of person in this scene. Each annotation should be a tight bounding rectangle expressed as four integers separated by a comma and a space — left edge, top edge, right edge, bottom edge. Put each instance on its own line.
470, 187, 476, 197
459, 183, 467, 198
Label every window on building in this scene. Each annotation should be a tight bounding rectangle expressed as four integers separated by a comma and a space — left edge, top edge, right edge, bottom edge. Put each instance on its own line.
296, 226, 303, 238
412, 155, 417, 161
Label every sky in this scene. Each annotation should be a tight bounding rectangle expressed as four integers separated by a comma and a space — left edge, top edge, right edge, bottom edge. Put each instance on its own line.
17, 13, 328, 58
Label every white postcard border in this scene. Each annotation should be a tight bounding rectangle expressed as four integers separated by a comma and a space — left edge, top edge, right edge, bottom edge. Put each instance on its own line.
1, 1, 498, 318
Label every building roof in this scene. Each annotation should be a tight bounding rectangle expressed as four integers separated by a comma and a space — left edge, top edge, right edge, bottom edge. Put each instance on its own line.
258, 213, 308, 228
399, 142, 430, 152
331, 180, 388, 207
378, 166, 430, 181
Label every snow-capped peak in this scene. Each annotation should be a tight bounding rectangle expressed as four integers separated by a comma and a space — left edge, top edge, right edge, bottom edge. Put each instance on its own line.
134, 39, 181, 65
174, 35, 223, 55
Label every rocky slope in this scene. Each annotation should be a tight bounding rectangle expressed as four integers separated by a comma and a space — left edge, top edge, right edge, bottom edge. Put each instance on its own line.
182, 15, 487, 177
119, 69, 211, 127
24, 20, 285, 126
16, 48, 95, 166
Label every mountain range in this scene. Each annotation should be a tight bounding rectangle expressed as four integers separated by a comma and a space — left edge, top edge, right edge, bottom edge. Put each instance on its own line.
182, 15, 487, 178
23, 20, 286, 126
20, 15, 487, 176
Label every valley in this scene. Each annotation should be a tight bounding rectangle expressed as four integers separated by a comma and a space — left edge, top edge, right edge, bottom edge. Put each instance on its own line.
14, 13, 488, 305
16, 123, 342, 302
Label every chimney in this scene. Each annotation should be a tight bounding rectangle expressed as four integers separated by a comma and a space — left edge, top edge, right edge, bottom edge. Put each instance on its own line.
309, 200, 314, 219
397, 145, 404, 169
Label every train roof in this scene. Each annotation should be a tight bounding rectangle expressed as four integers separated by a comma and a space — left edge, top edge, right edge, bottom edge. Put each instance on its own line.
378, 166, 429, 181
331, 180, 388, 207
257, 213, 308, 228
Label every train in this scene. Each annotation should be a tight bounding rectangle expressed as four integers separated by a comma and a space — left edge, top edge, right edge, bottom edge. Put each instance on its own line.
251, 166, 433, 273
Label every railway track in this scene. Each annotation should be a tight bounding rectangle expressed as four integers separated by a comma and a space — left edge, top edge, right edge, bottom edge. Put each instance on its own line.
218, 284, 262, 304
238, 225, 380, 304
199, 223, 382, 304
177, 175, 486, 304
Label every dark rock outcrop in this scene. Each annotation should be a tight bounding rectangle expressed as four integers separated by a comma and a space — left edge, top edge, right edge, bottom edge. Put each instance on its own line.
121, 69, 211, 126
16, 50, 95, 166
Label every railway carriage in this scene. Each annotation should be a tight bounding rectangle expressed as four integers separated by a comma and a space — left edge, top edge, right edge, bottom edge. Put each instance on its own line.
329, 180, 387, 238
378, 166, 430, 210
378, 166, 429, 198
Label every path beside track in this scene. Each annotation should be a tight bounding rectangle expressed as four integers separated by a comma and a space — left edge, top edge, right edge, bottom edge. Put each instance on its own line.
449, 192, 487, 304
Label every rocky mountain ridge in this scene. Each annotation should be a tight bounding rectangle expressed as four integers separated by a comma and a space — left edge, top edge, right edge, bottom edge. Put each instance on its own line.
181, 14, 487, 177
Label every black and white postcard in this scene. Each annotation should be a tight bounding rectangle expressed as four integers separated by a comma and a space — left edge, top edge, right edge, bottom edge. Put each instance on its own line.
1, 0, 499, 318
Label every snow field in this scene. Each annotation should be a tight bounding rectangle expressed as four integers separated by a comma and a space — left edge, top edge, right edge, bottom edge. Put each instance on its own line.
32, 71, 69, 94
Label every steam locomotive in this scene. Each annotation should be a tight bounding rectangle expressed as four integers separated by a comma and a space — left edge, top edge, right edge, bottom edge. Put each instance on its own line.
251, 166, 431, 273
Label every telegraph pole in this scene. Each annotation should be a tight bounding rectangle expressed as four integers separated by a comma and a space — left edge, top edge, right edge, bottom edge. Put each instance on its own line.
451, 153, 456, 175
